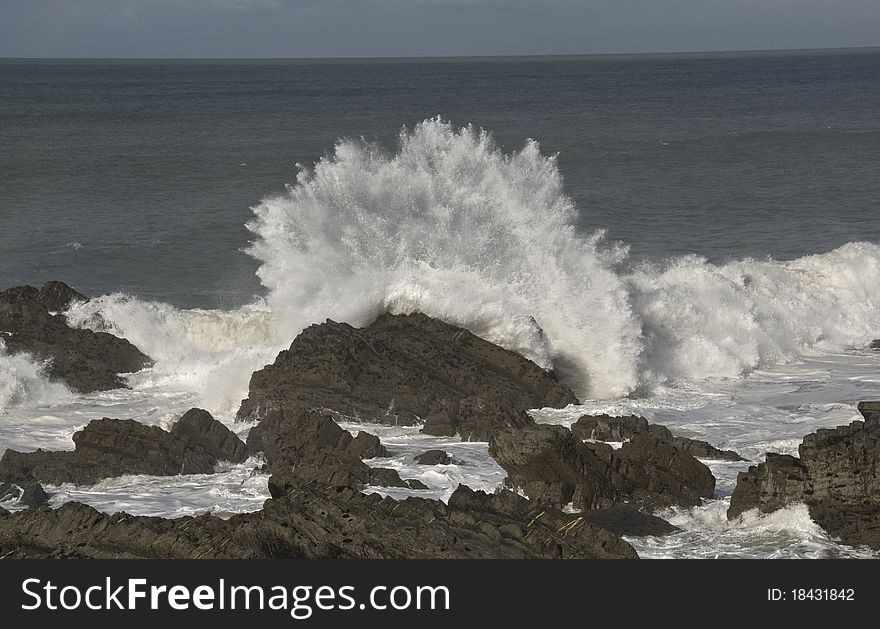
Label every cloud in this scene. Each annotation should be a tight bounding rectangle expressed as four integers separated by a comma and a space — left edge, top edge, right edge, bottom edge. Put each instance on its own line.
0, 0, 878, 57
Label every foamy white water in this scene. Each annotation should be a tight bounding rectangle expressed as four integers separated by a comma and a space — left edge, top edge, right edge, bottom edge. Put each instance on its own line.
1, 119, 879, 557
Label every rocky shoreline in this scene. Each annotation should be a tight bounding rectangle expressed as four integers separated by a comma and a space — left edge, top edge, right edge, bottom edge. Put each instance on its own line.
1, 281, 879, 558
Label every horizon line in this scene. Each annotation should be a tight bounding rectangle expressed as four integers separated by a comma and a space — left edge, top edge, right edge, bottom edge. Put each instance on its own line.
2, 44, 879, 62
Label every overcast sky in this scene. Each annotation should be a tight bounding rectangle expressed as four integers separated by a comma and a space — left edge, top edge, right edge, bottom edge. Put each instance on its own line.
1, 0, 878, 58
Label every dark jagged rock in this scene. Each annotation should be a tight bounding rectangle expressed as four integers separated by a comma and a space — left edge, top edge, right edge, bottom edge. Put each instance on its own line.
236, 313, 577, 440
571, 414, 654, 442
572, 414, 744, 461
0, 475, 49, 509
869, 339, 880, 350
728, 401, 880, 549
414, 450, 454, 465
579, 505, 681, 537
406, 479, 429, 490
489, 424, 715, 511
0, 282, 150, 392
728, 454, 808, 519
671, 437, 744, 462
0, 410, 247, 486
170, 408, 248, 464
0, 482, 637, 559
347, 432, 388, 460
247, 407, 404, 490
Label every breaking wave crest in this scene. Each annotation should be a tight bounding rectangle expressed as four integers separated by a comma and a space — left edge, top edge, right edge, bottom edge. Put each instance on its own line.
17, 118, 879, 411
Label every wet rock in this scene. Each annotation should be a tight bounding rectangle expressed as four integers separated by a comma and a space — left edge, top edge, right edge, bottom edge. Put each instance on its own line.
247, 407, 403, 490
671, 437, 744, 462
348, 432, 388, 460
170, 408, 248, 464
0, 410, 247, 486
572, 414, 744, 461
869, 339, 880, 350
728, 401, 880, 549
414, 450, 454, 465
0, 475, 49, 509
0, 482, 638, 559
368, 467, 408, 488
579, 505, 680, 537
0, 282, 151, 392
489, 424, 715, 511
405, 479, 429, 490
236, 313, 576, 440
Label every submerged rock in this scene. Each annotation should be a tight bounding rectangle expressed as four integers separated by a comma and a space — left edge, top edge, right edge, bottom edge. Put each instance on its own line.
0, 409, 247, 486
869, 339, 880, 350
571, 414, 744, 461
728, 401, 880, 549
0, 281, 150, 392
489, 424, 715, 511
236, 313, 576, 440
0, 482, 638, 559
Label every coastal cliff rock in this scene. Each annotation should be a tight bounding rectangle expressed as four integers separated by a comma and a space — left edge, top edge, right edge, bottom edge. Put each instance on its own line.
571, 414, 744, 461
0, 482, 637, 559
0, 281, 151, 392
236, 313, 577, 440
728, 401, 880, 549
0, 409, 247, 487
488, 424, 715, 511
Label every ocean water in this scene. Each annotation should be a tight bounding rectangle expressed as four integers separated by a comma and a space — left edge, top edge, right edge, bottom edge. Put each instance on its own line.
1, 51, 880, 558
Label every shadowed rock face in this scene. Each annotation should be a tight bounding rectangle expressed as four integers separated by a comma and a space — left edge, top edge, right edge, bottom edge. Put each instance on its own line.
0, 483, 637, 559
728, 401, 880, 549
0, 410, 247, 487
0, 281, 151, 393
236, 313, 577, 440
572, 414, 744, 462
489, 424, 715, 511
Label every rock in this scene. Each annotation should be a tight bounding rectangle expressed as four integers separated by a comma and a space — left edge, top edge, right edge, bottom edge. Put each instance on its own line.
489, 424, 715, 511
671, 437, 744, 462
348, 432, 388, 459
0, 282, 151, 392
170, 408, 248, 464
857, 401, 880, 425
579, 506, 680, 537
414, 450, 453, 465
247, 407, 403, 490
405, 479, 429, 490
727, 401, 880, 548
236, 313, 577, 440
869, 339, 880, 350
0, 482, 637, 559
34, 281, 88, 312
571, 414, 653, 442
368, 467, 408, 488
0, 475, 49, 508
572, 414, 744, 461
0, 410, 247, 486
